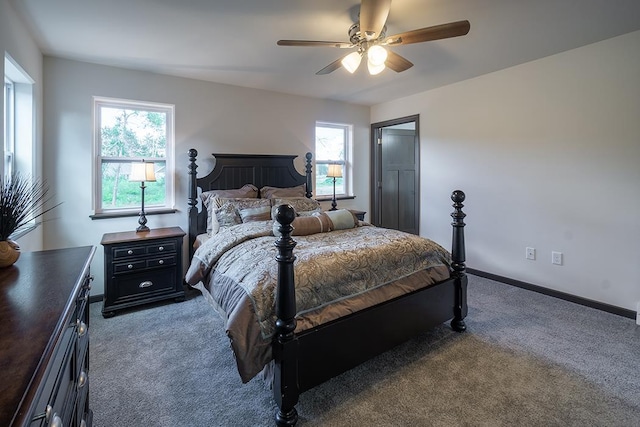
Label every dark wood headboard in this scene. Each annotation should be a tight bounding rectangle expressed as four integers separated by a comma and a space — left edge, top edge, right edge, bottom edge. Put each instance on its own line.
187, 149, 313, 256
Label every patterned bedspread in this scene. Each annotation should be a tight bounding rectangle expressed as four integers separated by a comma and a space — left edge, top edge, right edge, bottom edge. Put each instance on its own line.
185, 220, 452, 381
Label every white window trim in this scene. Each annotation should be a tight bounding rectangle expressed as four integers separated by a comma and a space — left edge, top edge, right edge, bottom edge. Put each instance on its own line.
93, 96, 175, 215
315, 121, 353, 197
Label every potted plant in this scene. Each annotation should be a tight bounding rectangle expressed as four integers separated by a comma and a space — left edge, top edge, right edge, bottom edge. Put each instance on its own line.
0, 173, 60, 267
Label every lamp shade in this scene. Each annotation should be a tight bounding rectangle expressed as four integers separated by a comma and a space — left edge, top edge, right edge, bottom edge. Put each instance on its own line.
341, 51, 362, 74
130, 162, 156, 182
326, 164, 343, 178
367, 45, 388, 66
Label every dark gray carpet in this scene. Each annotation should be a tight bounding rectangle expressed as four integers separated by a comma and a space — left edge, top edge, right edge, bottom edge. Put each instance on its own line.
90, 275, 640, 426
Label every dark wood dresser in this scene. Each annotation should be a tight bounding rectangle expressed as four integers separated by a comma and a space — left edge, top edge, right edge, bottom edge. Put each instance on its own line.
0, 246, 95, 427
101, 227, 185, 317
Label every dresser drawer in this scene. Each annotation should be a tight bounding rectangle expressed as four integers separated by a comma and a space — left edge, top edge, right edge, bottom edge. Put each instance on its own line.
30, 329, 76, 426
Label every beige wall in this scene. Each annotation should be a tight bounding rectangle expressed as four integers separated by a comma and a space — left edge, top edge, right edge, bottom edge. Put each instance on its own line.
372, 31, 640, 311
41, 57, 370, 295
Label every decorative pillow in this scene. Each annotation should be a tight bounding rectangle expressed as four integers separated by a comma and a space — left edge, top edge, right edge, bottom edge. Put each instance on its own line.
239, 206, 272, 223
215, 202, 241, 228
325, 209, 358, 230
201, 184, 258, 235
271, 197, 322, 219
260, 184, 306, 199
273, 212, 333, 237
208, 197, 270, 234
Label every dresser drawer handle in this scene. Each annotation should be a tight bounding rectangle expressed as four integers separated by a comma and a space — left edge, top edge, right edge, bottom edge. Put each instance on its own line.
139, 280, 153, 288
128, 264, 134, 269
158, 246, 164, 251
158, 259, 164, 265
127, 249, 134, 255
51, 413, 63, 427
77, 320, 88, 337
78, 371, 88, 388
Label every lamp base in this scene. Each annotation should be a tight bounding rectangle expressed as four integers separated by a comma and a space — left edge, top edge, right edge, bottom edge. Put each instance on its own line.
136, 224, 150, 233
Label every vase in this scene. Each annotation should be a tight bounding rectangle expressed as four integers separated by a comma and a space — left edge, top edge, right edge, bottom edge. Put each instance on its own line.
0, 240, 20, 267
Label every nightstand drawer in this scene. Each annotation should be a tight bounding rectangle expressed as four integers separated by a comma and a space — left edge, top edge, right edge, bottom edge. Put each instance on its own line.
113, 269, 177, 300
114, 260, 146, 273
148, 242, 176, 254
146, 255, 176, 268
113, 246, 146, 259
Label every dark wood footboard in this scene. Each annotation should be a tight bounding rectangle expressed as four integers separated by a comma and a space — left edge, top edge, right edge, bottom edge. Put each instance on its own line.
272, 190, 468, 426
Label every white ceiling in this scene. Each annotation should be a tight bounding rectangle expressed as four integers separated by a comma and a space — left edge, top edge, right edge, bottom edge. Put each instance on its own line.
10, 0, 640, 106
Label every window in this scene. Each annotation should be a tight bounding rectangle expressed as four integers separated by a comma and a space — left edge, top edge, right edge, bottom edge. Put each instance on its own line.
94, 97, 174, 214
315, 122, 352, 197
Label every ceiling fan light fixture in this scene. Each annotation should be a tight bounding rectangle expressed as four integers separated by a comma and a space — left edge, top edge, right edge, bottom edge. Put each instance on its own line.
367, 59, 385, 75
367, 45, 388, 66
342, 51, 362, 73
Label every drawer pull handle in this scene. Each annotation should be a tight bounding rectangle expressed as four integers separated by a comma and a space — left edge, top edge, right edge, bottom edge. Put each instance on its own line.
78, 371, 88, 388
158, 260, 164, 265
139, 280, 153, 288
51, 414, 63, 427
127, 249, 133, 255
159, 246, 164, 251
128, 264, 134, 269
77, 320, 88, 337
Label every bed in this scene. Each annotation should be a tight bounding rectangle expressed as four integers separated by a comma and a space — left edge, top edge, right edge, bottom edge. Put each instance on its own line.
185, 149, 468, 426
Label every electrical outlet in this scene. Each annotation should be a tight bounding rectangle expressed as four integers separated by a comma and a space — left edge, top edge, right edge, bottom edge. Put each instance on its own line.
526, 247, 536, 260
636, 302, 640, 326
552, 251, 563, 265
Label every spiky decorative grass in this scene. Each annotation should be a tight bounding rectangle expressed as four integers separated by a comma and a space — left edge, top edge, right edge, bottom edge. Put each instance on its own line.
0, 173, 60, 241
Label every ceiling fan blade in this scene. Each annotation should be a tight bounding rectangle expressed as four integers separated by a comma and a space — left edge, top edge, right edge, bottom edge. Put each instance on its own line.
385, 50, 413, 72
277, 40, 353, 48
359, 0, 392, 40
316, 57, 345, 75
384, 20, 470, 46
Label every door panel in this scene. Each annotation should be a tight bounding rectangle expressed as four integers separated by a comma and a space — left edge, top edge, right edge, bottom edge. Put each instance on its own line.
376, 124, 419, 234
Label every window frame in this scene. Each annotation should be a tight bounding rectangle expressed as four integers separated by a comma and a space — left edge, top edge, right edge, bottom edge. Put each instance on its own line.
4, 78, 14, 176
315, 122, 353, 198
93, 96, 175, 215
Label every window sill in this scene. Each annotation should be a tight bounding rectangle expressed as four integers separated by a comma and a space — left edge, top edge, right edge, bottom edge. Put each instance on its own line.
90, 208, 177, 220
315, 195, 355, 202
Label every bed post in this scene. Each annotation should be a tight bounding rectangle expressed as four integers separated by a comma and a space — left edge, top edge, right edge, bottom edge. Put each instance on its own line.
273, 204, 300, 427
304, 152, 313, 198
187, 149, 199, 260
450, 190, 468, 332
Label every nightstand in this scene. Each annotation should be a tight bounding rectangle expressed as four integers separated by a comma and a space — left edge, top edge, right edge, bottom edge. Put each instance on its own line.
101, 226, 186, 317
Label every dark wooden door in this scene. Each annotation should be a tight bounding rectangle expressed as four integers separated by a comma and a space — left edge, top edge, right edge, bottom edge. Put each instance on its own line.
379, 128, 419, 234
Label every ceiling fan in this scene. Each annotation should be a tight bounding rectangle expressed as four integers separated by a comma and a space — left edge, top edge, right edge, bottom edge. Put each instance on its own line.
277, 0, 470, 76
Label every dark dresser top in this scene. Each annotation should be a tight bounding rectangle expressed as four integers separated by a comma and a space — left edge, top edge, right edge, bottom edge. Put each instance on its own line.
0, 246, 95, 426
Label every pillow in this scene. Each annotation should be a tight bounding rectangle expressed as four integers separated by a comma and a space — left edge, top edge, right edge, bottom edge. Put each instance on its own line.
273, 212, 333, 237
214, 202, 241, 228
239, 206, 272, 223
271, 197, 322, 219
325, 209, 358, 230
200, 184, 258, 234
260, 184, 306, 199
208, 197, 271, 234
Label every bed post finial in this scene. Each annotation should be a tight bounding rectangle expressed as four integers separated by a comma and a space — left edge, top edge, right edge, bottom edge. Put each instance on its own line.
305, 152, 313, 198
188, 149, 199, 259
450, 190, 468, 332
274, 204, 299, 427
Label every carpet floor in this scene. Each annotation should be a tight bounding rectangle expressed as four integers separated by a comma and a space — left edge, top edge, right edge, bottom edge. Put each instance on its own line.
90, 274, 640, 426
